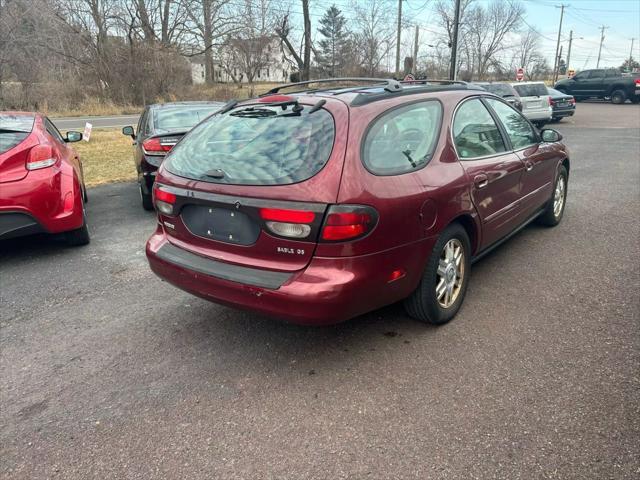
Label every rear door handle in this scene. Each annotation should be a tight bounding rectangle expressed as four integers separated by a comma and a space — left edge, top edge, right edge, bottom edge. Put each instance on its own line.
474, 174, 489, 189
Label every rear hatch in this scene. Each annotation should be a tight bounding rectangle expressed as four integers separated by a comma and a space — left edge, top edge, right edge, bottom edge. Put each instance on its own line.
512, 83, 550, 111
0, 114, 36, 184
154, 96, 350, 273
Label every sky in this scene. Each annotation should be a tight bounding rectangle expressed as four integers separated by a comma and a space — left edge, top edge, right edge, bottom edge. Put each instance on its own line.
301, 0, 640, 72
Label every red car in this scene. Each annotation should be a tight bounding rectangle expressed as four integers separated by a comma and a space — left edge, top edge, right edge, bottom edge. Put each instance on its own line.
146, 79, 569, 325
0, 112, 89, 245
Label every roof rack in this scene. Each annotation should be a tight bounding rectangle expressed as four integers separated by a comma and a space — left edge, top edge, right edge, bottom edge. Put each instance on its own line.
264, 78, 402, 95
399, 79, 468, 86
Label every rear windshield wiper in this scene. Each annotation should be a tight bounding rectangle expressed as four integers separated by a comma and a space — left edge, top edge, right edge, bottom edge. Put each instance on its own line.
230, 107, 278, 118
0, 128, 29, 133
203, 168, 226, 179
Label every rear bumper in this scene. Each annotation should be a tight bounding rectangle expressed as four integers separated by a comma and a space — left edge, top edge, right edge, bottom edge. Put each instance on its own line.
0, 212, 44, 240
552, 106, 575, 118
523, 109, 553, 121
0, 166, 84, 238
146, 230, 431, 325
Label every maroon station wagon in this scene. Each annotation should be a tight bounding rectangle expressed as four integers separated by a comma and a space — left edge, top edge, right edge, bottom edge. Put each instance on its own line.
146, 79, 569, 326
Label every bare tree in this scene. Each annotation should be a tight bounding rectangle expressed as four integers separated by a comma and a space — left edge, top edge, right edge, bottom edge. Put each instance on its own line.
275, 0, 312, 81
352, 0, 395, 77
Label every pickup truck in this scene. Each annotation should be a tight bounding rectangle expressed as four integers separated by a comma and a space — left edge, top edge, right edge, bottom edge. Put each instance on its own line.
554, 69, 640, 104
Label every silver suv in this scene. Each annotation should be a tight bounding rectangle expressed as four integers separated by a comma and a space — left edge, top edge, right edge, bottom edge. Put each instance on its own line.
509, 82, 552, 127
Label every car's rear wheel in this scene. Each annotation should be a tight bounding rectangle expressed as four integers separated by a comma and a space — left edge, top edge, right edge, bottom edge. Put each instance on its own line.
65, 196, 90, 246
404, 223, 471, 325
538, 165, 568, 227
140, 183, 154, 211
611, 90, 626, 104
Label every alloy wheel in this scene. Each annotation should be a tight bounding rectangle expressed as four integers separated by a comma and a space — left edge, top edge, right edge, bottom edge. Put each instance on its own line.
553, 176, 565, 218
435, 238, 465, 309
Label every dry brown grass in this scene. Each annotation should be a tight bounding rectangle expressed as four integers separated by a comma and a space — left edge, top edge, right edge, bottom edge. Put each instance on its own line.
73, 129, 136, 187
44, 99, 141, 117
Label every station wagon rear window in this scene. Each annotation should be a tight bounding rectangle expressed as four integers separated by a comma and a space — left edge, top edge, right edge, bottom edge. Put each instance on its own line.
0, 114, 34, 153
164, 105, 335, 185
153, 106, 220, 132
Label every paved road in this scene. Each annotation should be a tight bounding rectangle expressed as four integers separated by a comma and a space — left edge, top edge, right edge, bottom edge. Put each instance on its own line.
50, 114, 139, 131
1, 103, 639, 479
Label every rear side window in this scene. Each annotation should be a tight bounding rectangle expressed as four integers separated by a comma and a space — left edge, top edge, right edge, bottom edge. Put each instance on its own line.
164, 105, 335, 185
512, 83, 548, 97
362, 101, 442, 175
453, 98, 506, 159
0, 114, 34, 153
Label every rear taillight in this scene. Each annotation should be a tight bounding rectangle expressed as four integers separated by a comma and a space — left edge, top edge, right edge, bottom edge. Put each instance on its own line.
142, 137, 174, 156
153, 185, 176, 215
26, 145, 57, 170
569, 97, 576, 105
320, 205, 378, 242
548, 97, 554, 106
260, 208, 315, 239
635, 78, 640, 87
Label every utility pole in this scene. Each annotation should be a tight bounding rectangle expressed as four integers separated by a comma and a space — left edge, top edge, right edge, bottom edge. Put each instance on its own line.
449, 0, 462, 80
395, 0, 403, 77
552, 4, 566, 80
566, 30, 573, 74
629, 38, 636, 71
554, 45, 563, 82
412, 25, 419, 75
596, 25, 608, 68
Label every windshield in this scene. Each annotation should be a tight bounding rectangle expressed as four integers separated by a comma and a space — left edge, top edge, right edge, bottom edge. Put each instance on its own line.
0, 114, 34, 153
512, 83, 548, 97
164, 105, 335, 185
153, 106, 220, 132
483, 84, 516, 97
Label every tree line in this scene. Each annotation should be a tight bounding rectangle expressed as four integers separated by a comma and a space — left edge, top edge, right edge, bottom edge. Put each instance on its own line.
0, 0, 556, 111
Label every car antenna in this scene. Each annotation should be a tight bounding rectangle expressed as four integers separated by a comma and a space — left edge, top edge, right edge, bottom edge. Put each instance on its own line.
217, 99, 238, 114
308, 99, 326, 114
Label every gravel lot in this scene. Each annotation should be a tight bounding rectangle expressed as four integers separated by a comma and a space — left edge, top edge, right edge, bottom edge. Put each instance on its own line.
1, 102, 639, 479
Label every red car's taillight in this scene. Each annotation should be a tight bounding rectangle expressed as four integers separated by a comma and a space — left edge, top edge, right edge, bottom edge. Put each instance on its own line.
143, 137, 173, 156
153, 185, 176, 215
320, 205, 378, 242
26, 145, 57, 170
260, 208, 315, 239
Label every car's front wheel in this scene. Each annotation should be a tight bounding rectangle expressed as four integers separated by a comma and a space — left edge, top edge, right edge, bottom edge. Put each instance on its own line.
404, 223, 471, 325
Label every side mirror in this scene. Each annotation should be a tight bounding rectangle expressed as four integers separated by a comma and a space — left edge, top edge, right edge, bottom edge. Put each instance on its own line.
65, 131, 83, 143
122, 126, 135, 139
541, 129, 562, 143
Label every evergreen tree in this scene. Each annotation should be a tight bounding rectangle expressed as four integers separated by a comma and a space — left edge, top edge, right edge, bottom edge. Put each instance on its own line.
317, 5, 350, 77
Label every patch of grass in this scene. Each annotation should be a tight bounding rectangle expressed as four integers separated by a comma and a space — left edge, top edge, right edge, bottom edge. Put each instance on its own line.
73, 129, 137, 187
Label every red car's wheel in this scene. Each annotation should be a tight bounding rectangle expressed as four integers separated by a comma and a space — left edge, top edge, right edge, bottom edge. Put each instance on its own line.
65, 194, 90, 246
404, 223, 471, 325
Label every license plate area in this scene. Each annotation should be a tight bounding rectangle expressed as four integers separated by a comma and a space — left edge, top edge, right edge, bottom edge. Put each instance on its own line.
181, 204, 260, 245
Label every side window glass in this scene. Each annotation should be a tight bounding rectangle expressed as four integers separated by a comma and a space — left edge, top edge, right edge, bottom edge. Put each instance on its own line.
44, 118, 65, 144
590, 70, 604, 80
485, 98, 538, 150
138, 110, 149, 136
362, 101, 443, 175
452, 99, 506, 159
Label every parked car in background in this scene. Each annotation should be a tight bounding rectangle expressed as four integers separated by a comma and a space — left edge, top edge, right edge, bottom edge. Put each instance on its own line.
554, 69, 640, 104
474, 82, 523, 111
547, 87, 576, 122
0, 112, 89, 245
509, 82, 552, 127
146, 79, 570, 326
123, 101, 223, 210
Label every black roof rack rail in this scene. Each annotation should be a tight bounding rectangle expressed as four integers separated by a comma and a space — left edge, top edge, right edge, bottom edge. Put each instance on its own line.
399, 79, 468, 86
264, 78, 403, 95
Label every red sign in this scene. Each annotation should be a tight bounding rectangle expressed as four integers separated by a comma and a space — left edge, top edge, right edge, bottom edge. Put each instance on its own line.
516, 68, 525, 81
403, 73, 415, 81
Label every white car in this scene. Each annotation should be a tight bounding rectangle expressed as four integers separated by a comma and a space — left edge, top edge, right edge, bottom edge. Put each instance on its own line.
509, 82, 553, 127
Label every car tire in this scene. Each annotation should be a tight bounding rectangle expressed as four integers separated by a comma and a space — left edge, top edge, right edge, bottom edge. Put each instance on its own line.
611, 90, 626, 104
538, 165, 568, 227
65, 198, 90, 246
83, 184, 88, 203
404, 223, 471, 325
140, 183, 154, 211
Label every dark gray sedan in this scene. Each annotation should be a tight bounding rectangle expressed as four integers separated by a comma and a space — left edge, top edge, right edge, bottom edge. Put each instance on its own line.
547, 87, 576, 122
